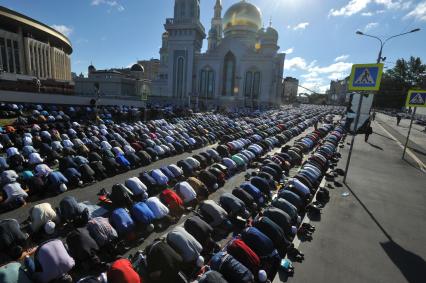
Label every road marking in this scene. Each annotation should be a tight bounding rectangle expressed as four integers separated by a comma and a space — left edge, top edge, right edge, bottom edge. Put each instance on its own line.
375, 122, 426, 173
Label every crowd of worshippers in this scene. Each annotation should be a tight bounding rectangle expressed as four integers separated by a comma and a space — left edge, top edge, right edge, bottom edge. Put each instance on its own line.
0, 102, 271, 212
0, 104, 345, 283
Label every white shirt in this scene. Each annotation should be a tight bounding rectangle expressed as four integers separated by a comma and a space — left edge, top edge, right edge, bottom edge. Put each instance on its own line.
146, 197, 169, 219
154, 145, 165, 156
176, 182, 197, 203
101, 141, 112, 150
1, 170, 19, 183
125, 177, 148, 199
6, 147, 19, 157
168, 164, 183, 177
3, 182, 28, 204
124, 145, 135, 154
35, 164, 52, 177
29, 153, 44, 165
41, 131, 51, 139
222, 158, 237, 170
62, 139, 74, 148
150, 169, 169, 186
51, 141, 63, 151
186, 157, 200, 169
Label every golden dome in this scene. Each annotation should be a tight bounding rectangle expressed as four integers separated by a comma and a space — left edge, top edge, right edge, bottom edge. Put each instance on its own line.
223, 0, 262, 32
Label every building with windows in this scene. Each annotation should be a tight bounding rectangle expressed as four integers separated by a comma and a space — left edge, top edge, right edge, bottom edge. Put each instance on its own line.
74, 63, 151, 100
152, 0, 285, 108
328, 77, 349, 105
282, 77, 299, 103
0, 6, 73, 93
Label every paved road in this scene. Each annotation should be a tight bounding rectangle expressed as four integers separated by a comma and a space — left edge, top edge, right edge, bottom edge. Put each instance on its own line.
375, 113, 426, 167
279, 119, 426, 283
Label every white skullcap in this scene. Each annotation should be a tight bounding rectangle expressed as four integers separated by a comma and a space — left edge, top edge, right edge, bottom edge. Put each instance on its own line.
44, 221, 56, 235
258, 270, 268, 282
59, 183, 67, 193
196, 255, 205, 268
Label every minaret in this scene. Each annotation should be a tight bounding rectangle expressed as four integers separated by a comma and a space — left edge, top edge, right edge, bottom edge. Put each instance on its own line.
212, 0, 223, 42
165, 0, 206, 99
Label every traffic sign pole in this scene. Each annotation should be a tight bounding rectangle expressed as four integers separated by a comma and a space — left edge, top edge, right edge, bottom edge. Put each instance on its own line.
402, 107, 417, 159
343, 93, 365, 183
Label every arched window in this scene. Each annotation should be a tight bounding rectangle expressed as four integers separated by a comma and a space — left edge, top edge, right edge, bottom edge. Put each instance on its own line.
253, 71, 261, 99
244, 71, 253, 97
199, 68, 215, 98
244, 69, 261, 99
223, 51, 236, 96
180, 2, 186, 18
190, 2, 195, 17
176, 57, 185, 98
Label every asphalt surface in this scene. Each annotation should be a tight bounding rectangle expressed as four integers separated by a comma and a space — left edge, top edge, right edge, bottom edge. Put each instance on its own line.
278, 118, 426, 283
375, 113, 426, 166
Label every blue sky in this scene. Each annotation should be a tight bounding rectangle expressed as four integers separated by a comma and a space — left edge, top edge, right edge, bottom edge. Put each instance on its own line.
2, 0, 425, 93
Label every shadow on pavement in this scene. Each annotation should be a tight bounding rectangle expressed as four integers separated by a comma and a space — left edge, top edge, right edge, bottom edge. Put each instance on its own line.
409, 147, 426, 157
367, 142, 384, 151
344, 183, 426, 283
380, 241, 426, 283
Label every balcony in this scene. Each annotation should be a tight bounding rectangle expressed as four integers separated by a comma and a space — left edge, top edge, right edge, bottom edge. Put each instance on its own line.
165, 18, 205, 33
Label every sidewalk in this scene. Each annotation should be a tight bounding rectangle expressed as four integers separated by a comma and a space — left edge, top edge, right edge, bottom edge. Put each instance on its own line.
276, 120, 426, 283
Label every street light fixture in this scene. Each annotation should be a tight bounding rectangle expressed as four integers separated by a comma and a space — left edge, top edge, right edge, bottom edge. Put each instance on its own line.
355, 28, 421, 63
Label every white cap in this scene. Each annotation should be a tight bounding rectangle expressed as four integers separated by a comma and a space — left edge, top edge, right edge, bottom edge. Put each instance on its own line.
44, 221, 56, 235
146, 224, 155, 233
196, 255, 205, 268
258, 270, 268, 282
59, 183, 67, 193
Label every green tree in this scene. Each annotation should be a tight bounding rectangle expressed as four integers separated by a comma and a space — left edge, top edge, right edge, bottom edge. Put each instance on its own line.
375, 56, 426, 109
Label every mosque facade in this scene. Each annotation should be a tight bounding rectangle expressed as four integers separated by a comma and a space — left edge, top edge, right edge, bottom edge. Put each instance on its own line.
152, 0, 285, 108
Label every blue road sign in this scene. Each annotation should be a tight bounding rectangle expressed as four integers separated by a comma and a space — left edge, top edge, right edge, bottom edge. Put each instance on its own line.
348, 63, 384, 91
406, 90, 426, 108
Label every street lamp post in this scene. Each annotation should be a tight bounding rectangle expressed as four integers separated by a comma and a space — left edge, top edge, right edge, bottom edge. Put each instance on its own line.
356, 29, 420, 64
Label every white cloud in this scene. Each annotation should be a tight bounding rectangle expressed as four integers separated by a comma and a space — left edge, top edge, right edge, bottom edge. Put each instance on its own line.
286, 57, 352, 94
375, 0, 412, 9
329, 0, 411, 17
284, 57, 308, 71
283, 47, 294, 54
364, 22, 379, 31
361, 12, 373, 16
51, 25, 73, 37
329, 0, 370, 17
291, 22, 310, 30
335, 55, 350, 62
91, 0, 124, 12
404, 1, 426, 21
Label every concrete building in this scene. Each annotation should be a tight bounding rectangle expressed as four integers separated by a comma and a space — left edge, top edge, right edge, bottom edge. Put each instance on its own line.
74, 63, 151, 100
137, 59, 160, 81
282, 77, 299, 103
328, 77, 349, 105
152, 0, 285, 108
0, 6, 73, 93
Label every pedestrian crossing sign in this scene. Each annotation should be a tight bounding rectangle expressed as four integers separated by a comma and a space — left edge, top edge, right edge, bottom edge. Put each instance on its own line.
348, 63, 384, 91
406, 90, 426, 108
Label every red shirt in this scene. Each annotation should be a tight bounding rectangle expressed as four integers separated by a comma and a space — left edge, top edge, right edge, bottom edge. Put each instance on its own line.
160, 189, 184, 207
107, 259, 142, 283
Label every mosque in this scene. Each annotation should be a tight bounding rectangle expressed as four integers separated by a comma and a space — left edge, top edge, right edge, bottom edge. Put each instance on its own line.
152, 0, 285, 108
